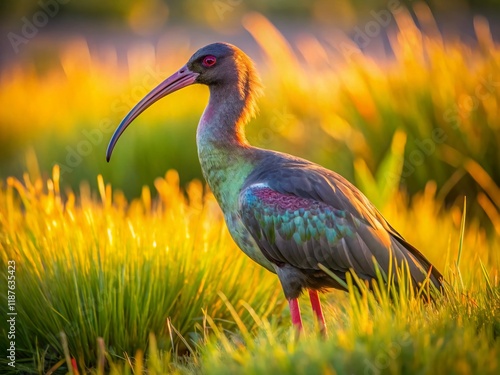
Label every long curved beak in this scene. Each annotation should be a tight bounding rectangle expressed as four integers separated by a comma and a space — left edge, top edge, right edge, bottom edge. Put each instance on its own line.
106, 65, 199, 162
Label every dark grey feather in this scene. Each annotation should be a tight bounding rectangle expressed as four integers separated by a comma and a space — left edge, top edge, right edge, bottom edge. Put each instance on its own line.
239, 150, 443, 299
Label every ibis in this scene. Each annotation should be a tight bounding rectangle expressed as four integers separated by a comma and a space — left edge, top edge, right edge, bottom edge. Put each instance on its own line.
106, 42, 443, 334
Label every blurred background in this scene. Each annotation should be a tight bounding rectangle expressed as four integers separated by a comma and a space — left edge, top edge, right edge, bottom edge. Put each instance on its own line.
1, 0, 499, 231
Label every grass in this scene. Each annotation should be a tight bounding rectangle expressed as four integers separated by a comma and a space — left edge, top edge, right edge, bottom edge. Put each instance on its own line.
0, 164, 499, 374
0, 165, 285, 373
1, 4, 500, 374
1, 7, 500, 229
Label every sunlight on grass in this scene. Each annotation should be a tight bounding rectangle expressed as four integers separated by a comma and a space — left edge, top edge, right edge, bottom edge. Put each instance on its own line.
0, 166, 285, 373
1, 7, 499, 228
1, 4, 500, 374
0, 163, 499, 373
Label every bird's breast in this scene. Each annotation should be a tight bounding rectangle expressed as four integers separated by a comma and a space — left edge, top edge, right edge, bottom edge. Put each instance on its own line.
195, 143, 274, 272
196, 146, 253, 211
225, 211, 275, 272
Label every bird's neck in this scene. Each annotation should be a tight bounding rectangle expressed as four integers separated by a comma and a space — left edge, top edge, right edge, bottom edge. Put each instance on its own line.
196, 85, 257, 211
197, 84, 251, 147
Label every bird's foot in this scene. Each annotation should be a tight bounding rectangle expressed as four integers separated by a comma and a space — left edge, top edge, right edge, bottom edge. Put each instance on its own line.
309, 289, 328, 338
289, 298, 303, 337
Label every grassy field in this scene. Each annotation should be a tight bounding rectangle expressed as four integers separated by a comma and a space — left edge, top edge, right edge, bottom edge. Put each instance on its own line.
0, 165, 499, 374
1, 6, 500, 375
1, 9, 500, 226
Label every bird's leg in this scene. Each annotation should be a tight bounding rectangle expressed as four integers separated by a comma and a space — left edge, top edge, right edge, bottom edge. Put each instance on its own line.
289, 298, 303, 334
309, 290, 327, 337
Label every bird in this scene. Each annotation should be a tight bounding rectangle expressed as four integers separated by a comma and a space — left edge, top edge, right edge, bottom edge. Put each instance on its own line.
106, 42, 443, 334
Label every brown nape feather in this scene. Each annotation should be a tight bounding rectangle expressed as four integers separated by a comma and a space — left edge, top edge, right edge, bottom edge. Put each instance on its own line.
234, 49, 263, 126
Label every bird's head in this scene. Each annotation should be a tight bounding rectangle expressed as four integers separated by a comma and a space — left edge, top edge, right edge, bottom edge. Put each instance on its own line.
106, 42, 261, 161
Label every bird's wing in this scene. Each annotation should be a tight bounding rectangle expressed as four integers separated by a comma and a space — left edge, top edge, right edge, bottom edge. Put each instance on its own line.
238, 159, 441, 287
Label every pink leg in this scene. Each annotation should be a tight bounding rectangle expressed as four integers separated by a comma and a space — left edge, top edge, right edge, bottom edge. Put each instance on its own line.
309, 290, 327, 336
289, 298, 303, 333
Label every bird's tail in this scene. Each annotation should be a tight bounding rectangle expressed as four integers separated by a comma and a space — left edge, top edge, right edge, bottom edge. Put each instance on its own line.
392, 236, 445, 298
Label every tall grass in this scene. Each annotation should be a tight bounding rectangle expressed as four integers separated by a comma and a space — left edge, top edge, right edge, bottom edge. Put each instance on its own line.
243, 9, 500, 228
0, 165, 285, 373
1, 5, 500, 374
0, 163, 499, 373
1, 7, 499, 229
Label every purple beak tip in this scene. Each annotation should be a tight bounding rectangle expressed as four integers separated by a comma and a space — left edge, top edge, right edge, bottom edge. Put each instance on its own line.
106, 139, 115, 162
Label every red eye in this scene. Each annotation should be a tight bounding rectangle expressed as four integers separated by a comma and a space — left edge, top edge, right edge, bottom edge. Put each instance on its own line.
202, 55, 216, 67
